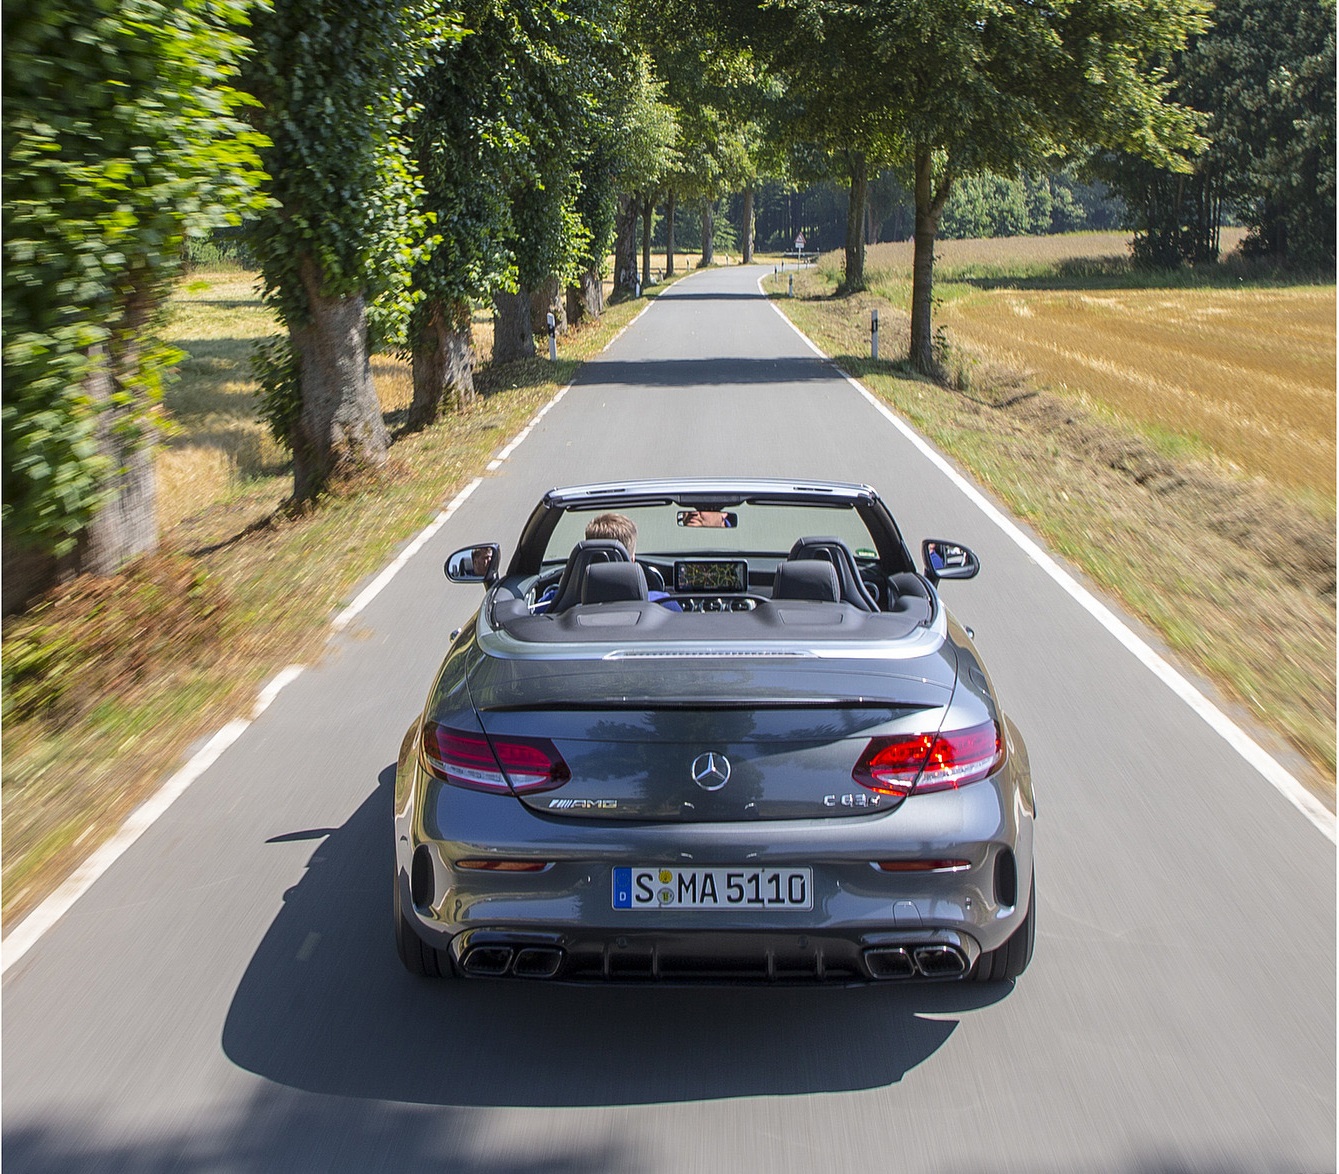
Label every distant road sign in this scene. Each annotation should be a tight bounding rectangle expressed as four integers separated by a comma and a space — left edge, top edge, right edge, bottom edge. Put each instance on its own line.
794, 233, 806, 249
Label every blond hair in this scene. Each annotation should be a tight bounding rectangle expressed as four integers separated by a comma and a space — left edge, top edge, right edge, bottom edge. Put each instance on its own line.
585, 512, 637, 557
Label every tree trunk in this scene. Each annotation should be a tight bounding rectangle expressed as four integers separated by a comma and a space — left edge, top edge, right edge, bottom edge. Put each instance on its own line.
699, 198, 715, 267
665, 190, 677, 275
529, 275, 566, 338
79, 286, 159, 575
289, 256, 388, 501
742, 186, 755, 264
641, 194, 654, 287
492, 288, 536, 363
565, 266, 604, 326
613, 193, 638, 290
909, 145, 953, 376
842, 151, 868, 293
409, 297, 475, 430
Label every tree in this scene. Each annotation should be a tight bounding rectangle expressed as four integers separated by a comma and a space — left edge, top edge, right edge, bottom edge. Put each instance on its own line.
1101, 0, 1334, 269
3, 0, 267, 609
406, 2, 524, 428
488, 0, 620, 362
847, 0, 1207, 372
247, 0, 440, 500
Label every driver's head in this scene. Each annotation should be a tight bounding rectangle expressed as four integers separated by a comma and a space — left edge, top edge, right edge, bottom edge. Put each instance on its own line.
586, 512, 637, 559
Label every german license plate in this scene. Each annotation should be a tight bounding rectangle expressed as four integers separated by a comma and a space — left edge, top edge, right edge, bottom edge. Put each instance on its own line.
612, 866, 812, 910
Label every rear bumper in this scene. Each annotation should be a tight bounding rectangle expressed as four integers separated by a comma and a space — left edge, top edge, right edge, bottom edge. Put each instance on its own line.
443, 925, 982, 984
396, 757, 1034, 983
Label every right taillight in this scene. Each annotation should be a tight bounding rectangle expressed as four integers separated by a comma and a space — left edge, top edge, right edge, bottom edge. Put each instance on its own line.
854, 720, 1004, 797
422, 723, 570, 794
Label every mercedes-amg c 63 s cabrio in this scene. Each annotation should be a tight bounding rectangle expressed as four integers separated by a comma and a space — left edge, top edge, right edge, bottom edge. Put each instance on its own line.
394, 479, 1035, 985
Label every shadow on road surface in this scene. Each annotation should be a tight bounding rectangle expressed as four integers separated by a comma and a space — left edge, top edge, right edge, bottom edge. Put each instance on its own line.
219, 767, 1010, 1109
573, 356, 834, 388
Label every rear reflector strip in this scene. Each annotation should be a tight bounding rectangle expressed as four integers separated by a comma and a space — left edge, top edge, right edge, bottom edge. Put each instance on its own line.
456, 860, 550, 872
872, 860, 971, 872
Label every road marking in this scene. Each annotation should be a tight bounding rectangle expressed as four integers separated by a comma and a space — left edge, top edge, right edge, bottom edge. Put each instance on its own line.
332, 478, 483, 630
759, 273, 1335, 845
2, 285, 683, 972
2, 665, 306, 973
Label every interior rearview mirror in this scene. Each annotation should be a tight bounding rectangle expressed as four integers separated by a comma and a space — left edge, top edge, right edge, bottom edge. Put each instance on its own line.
677, 510, 738, 529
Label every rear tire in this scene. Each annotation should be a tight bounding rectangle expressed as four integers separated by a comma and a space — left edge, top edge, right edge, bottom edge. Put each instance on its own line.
972, 870, 1035, 982
394, 869, 456, 978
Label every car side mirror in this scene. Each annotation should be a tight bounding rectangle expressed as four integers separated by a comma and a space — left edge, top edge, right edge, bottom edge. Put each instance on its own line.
922, 539, 979, 583
445, 543, 500, 585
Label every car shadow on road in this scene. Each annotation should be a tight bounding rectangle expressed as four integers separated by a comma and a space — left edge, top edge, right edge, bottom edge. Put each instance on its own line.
221, 767, 1010, 1108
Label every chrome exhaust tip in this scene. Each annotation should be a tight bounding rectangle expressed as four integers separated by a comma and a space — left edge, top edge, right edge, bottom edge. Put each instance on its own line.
461, 945, 514, 976
913, 944, 967, 978
864, 947, 916, 979
513, 946, 564, 979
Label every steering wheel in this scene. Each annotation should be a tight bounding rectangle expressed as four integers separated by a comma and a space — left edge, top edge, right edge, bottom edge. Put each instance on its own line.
643, 564, 667, 593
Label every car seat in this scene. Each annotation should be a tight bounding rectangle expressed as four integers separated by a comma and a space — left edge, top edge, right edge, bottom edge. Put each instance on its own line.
786, 536, 880, 611
546, 539, 632, 614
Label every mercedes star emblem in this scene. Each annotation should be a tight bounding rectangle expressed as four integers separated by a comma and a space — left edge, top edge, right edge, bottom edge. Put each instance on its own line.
691, 752, 731, 791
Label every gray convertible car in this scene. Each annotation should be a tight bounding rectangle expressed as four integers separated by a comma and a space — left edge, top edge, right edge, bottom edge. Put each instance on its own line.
394, 479, 1035, 984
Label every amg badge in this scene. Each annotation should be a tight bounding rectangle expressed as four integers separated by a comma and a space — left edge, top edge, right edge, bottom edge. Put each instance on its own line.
548, 798, 618, 810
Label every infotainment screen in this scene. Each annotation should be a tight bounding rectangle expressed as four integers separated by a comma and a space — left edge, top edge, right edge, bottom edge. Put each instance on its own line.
674, 559, 748, 593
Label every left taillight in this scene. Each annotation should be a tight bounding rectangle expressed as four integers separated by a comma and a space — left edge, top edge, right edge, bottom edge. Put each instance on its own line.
853, 720, 1004, 797
421, 722, 571, 794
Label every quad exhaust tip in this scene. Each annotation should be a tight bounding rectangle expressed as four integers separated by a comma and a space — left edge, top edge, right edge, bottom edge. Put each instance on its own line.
865, 943, 968, 980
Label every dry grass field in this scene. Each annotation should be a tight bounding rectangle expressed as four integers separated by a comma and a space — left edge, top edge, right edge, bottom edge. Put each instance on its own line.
849, 230, 1336, 507
159, 272, 501, 532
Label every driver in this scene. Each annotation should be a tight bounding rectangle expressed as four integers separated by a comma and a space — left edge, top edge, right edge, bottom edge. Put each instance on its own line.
534, 513, 681, 612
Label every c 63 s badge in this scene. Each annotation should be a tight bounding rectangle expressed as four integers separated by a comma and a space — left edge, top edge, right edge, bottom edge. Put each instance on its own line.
548, 798, 618, 810
824, 792, 884, 808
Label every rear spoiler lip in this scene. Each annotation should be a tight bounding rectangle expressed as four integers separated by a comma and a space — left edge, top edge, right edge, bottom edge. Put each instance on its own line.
478, 699, 939, 713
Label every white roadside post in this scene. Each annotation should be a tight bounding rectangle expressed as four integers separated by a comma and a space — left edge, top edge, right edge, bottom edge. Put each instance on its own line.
546, 312, 557, 361
871, 308, 879, 360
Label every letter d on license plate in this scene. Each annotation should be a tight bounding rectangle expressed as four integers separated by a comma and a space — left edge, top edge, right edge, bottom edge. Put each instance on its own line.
612, 866, 812, 910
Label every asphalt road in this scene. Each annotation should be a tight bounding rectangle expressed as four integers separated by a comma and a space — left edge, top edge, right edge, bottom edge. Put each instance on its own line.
4, 264, 1334, 1173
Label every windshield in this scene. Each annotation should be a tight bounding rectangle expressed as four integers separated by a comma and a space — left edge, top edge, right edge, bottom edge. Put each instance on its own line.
540, 501, 881, 564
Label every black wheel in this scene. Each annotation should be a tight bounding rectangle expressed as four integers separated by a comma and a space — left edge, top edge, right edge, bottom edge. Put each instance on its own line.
394, 869, 456, 978
972, 870, 1035, 982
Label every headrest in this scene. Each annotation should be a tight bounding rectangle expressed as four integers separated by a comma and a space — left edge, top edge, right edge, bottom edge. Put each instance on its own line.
771, 560, 840, 602
581, 561, 649, 604
789, 536, 848, 560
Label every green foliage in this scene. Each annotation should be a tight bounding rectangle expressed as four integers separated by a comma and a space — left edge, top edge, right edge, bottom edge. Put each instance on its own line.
1096, 0, 1334, 268
937, 170, 1122, 239
245, 0, 448, 331
1198, 0, 1335, 264
498, 0, 622, 292
251, 336, 300, 448
409, 1, 526, 318
3, 0, 269, 556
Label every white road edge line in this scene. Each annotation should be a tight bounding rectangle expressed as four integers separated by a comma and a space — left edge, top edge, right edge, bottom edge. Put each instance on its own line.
2, 283, 678, 974
759, 273, 1335, 845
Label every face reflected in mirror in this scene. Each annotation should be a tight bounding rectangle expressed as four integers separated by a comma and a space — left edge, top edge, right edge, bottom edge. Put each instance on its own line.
678, 510, 737, 529
470, 545, 494, 576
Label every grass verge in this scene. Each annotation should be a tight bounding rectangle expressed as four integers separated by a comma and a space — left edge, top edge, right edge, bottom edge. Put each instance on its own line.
1, 274, 678, 929
766, 248, 1335, 798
